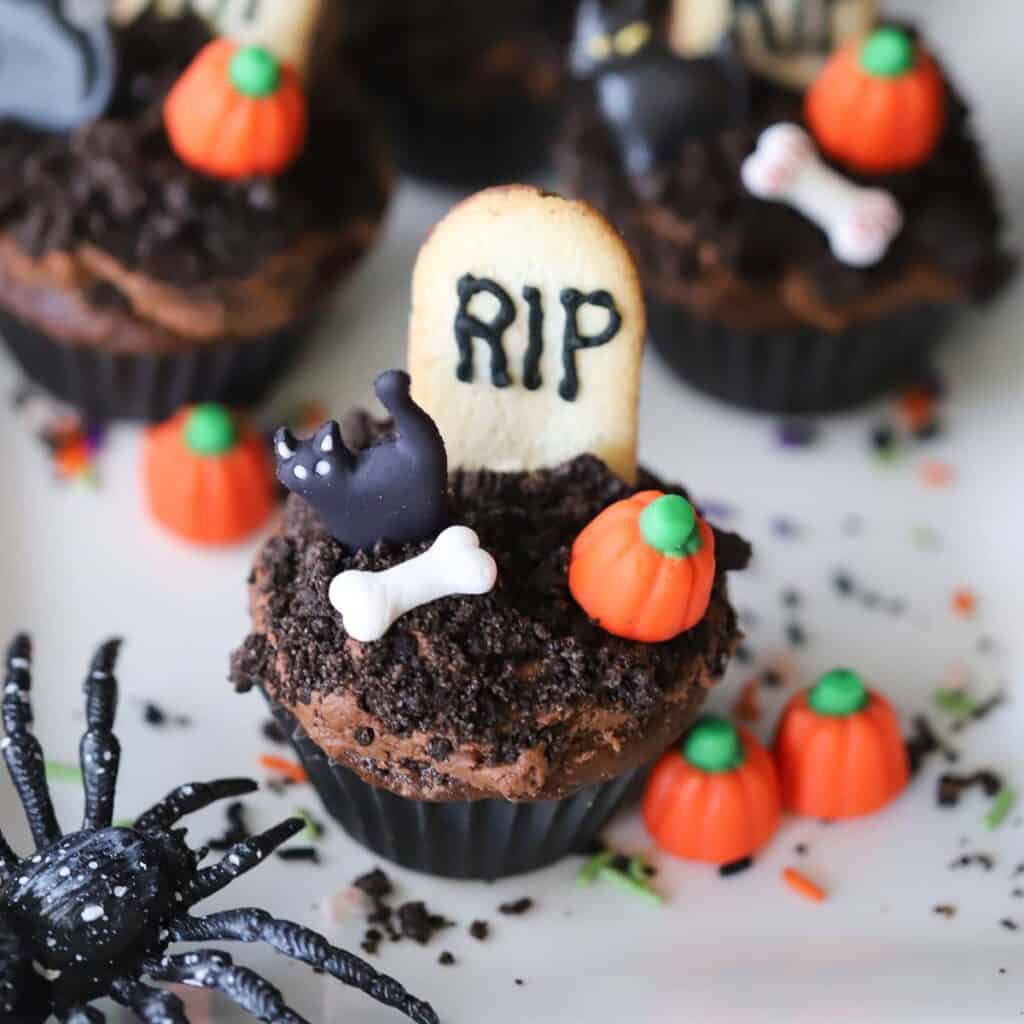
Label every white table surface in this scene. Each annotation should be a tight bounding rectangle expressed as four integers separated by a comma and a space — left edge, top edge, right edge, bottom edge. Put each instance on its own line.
1, 2, 1022, 1021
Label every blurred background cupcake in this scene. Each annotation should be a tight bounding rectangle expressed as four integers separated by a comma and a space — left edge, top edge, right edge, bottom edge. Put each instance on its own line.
0, 0, 390, 422
559, 0, 1014, 413
342, 0, 576, 186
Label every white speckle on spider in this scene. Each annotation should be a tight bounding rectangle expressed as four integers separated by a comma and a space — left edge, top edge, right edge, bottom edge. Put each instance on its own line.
58, 867, 70, 878
293, 464, 309, 481
113, 885, 128, 898
81, 905, 105, 923
31, 961, 61, 981
315, 459, 331, 476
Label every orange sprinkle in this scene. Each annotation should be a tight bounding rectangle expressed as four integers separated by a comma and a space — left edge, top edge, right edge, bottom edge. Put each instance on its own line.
258, 755, 308, 784
56, 439, 90, 478
951, 588, 977, 618
732, 678, 761, 723
921, 461, 954, 488
782, 866, 826, 903
898, 388, 934, 431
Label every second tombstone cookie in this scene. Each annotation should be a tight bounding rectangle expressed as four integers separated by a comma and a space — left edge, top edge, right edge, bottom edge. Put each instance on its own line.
408, 186, 645, 483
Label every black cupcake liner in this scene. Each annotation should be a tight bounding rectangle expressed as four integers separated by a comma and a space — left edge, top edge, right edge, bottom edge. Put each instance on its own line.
267, 700, 648, 881
378, 92, 560, 188
0, 307, 313, 423
646, 298, 955, 415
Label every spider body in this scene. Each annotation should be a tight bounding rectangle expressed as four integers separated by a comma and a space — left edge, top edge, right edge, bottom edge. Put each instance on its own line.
0, 635, 439, 1024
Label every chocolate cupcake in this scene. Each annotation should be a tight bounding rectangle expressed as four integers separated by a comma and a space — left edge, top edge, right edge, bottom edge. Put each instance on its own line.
0, 3, 389, 421
232, 188, 750, 879
559, 3, 1014, 413
342, 1, 575, 186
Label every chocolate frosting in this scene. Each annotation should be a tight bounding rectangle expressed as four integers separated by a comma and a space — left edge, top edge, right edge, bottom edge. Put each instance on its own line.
234, 442, 750, 802
560, 32, 1014, 333
0, 10, 388, 289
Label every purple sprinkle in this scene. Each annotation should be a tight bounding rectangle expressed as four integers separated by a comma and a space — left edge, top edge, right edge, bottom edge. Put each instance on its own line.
698, 500, 736, 523
771, 518, 801, 539
776, 419, 819, 448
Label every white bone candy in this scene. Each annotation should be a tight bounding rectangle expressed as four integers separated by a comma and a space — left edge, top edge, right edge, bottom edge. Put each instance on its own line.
741, 123, 903, 268
328, 526, 498, 643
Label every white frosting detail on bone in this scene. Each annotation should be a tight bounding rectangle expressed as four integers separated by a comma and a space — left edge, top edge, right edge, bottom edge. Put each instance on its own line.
741, 123, 903, 268
329, 526, 498, 643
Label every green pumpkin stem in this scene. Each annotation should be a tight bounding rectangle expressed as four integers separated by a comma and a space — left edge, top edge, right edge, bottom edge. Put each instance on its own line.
860, 27, 914, 78
808, 669, 868, 717
184, 404, 237, 456
229, 46, 281, 98
639, 494, 702, 558
682, 716, 743, 773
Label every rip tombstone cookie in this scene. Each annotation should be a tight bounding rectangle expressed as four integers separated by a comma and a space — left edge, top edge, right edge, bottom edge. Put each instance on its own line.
408, 185, 645, 483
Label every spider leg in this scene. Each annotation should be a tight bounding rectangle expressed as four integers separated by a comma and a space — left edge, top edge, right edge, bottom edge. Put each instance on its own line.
80, 638, 122, 831
134, 778, 258, 833
167, 909, 440, 1024
60, 1005, 107, 1023
144, 950, 309, 1023
110, 976, 190, 1024
186, 818, 302, 907
2, 633, 60, 849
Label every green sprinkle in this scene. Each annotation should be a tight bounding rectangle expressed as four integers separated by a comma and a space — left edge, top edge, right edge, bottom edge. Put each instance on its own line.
577, 851, 662, 905
577, 850, 614, 885
45, 761, 82, 784
985, 788, 1016, 830
596, 865, 663, 906
295, 807, 323, 842
933, 689, 978, 717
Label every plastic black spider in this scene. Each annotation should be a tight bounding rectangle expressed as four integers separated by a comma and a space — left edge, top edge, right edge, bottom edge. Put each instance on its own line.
0, 635, 439, 1024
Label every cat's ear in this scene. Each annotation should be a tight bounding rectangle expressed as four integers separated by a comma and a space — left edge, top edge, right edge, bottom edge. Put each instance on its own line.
312, 420, 343, 456
274, 427, 299, 462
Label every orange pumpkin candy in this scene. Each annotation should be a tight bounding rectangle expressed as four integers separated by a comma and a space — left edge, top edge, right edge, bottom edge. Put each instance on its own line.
805, 27, 945, 174
569, 491, 715, 643
774, 669, 909, 820
143, 404, 275, 546
643, 717, 781, 864
164, 40, 307, 180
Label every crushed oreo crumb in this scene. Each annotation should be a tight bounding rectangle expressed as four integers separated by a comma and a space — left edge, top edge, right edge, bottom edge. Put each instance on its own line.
949, 853, 995, 872
1000, 918, 1018, 932
469, 920, 489, 941
937, 770, 1003, 807
398, 902, 453, 945
933, 904, 956, 918
438, 952, 455, 966
262, 718, 288, 745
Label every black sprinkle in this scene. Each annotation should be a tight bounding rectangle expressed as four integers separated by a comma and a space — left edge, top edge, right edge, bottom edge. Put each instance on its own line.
785, 623, 806, 647
1013, 863, 1024, 878
719, 857, 752, 877
999, 968, 1007, 974
143, 702, 166, 726
761, 669, 783, 689
1011, 889, 1023, 899
933, 904, 956, 918
514, 979, 524, 986
907, 715, 956, 777
781, 589, 801, 609
276, 846, 320, 864
950, 691, 1006, 734
795, 844, 808, 856
833, 570, 855, 596
469, 920, 489, 941
207, 801, 251, 852
950, 853, 995, 872
1000, 918, 1019, 932
871, 424, 896, 454
438, 951, 455, 966
362, 928, 382, 956
937, 771, 1003, 807
261, 718, 287, 745
498, 898, 533, 916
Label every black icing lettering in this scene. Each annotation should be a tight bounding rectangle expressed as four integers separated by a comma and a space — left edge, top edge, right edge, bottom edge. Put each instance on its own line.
521, 285, 544, 391
558, 289, 622, 401
454, 274, 516, 388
